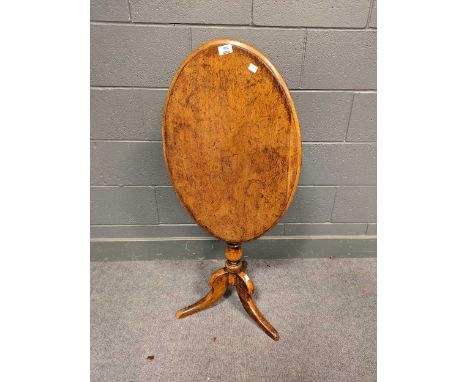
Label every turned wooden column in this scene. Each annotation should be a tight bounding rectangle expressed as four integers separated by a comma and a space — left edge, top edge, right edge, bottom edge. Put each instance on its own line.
225, 243, 244, 281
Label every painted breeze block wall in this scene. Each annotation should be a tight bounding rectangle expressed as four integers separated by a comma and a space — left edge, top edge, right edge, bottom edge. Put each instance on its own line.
91, 0, 377, 241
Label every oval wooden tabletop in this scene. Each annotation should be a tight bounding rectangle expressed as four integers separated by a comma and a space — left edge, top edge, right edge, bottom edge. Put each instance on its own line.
163, 39, 301, 243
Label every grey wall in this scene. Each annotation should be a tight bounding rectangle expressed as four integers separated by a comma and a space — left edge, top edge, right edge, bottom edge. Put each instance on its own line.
91, 0, 377, 241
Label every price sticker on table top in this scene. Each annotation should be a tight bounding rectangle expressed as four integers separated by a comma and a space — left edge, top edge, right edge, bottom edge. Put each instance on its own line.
248, 63, 258, 73
218, 44, 233, 56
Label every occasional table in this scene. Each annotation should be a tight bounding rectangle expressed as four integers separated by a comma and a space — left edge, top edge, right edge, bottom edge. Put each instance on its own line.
162, 39, 302, 340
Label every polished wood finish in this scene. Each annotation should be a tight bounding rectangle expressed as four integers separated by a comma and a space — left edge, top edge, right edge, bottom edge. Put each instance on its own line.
175, 268, 229, 319
164, 39, 301, 340
163, 39, 301, 243
176, 244, 279, 341
237, 271, 279, 341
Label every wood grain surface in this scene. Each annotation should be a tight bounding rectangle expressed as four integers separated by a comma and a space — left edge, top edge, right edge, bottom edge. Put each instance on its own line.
163, 39, 301, 243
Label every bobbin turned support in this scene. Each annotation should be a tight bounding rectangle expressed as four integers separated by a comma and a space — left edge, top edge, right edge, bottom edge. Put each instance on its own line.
175, 243, 279, 341
225, 243, 247, 285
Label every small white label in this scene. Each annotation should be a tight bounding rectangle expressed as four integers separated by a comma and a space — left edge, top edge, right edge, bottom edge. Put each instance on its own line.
248, 63, 258, 73
218, 44, 233, 56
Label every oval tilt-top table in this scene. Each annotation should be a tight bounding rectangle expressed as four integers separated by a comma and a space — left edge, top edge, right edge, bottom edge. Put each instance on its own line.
162, 39, 302, 341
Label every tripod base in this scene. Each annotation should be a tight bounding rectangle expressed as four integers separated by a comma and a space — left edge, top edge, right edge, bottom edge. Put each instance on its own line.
176, 244, 279, 341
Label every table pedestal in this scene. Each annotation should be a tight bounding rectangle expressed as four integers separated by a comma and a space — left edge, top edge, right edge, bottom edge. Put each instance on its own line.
176, 243, 279, 341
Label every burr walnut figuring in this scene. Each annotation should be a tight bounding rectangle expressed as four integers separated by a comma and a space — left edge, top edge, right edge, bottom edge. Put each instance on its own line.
162, 39, 301, 340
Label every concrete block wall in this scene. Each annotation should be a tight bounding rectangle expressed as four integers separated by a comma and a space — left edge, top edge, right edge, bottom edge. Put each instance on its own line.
91, 0, 377, 241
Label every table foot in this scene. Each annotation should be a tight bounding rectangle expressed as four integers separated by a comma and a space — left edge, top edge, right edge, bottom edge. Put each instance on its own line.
236, 271, 279, 341
176, 268, 229, 319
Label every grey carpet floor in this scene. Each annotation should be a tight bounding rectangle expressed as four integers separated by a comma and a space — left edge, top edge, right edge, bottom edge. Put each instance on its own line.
91, 258, 376, 382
